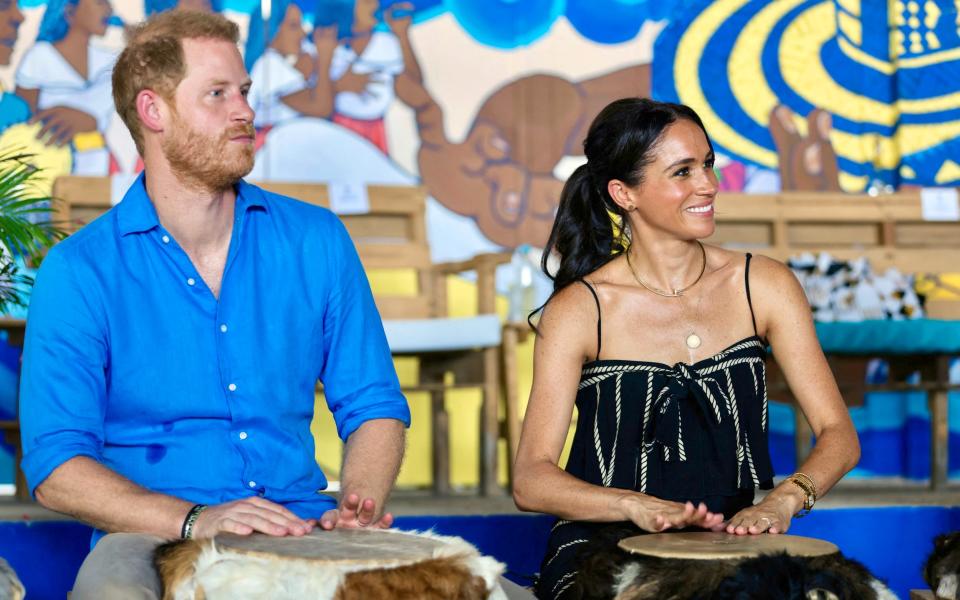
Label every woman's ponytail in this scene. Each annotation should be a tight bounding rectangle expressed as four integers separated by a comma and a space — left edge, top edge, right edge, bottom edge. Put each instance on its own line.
541, 164, 623, 293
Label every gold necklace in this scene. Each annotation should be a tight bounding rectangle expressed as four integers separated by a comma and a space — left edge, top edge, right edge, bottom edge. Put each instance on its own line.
625, 242, 707, 350
625, 241, 707, 297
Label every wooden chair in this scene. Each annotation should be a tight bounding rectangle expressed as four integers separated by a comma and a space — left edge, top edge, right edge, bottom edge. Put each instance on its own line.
21, 176, 511, 498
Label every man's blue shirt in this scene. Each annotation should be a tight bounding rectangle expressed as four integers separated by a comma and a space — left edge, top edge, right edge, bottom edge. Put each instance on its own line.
19, 175, 410, 520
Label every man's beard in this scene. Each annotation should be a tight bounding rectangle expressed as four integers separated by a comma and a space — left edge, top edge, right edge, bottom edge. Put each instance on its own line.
162, 116, 255, 192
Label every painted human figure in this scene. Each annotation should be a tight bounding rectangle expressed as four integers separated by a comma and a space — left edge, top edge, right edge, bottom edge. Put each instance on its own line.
0, 0, 27, 134
15, 0, 117, 174
246, 0, 339, 130
324, 0, 411, 152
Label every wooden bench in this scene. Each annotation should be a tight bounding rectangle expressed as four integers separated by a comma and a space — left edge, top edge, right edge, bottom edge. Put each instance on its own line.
4, 176, 512, 499
711, 191, 959, 488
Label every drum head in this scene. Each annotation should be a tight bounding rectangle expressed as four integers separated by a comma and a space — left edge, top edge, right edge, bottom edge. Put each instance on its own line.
215, 528, 448, 566
618, 532, 838, 560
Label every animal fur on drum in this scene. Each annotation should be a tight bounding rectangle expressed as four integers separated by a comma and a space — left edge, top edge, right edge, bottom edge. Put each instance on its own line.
154, 529, 506, 600
924, 531, 960, 600
562, 524, 893, 600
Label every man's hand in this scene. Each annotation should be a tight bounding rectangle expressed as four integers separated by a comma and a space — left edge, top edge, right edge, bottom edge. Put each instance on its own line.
191, 497, 315, 538
319, 493, 394, 530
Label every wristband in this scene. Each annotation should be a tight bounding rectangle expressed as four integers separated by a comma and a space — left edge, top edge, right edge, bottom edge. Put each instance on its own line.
181, 503, 208, 539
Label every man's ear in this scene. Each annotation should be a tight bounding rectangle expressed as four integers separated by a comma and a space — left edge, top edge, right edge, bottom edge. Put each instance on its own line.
136, 90, 169, 134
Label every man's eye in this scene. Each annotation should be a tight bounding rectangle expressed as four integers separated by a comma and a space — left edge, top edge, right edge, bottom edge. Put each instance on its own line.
210, 89, 223, 97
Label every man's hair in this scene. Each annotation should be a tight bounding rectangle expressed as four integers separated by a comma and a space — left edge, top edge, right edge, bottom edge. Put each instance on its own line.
112, 11, 239, 155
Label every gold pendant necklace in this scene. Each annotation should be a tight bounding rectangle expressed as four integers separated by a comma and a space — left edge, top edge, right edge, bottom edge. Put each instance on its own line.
625, 242, 707, 350
625, 241, 707, 298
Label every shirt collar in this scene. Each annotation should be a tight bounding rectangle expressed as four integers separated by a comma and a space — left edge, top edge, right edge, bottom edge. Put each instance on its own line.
117, 174, 268, 237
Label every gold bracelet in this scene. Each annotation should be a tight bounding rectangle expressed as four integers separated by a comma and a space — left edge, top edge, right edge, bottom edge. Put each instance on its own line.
791, 471, 819, 499
785, 473, 817, 517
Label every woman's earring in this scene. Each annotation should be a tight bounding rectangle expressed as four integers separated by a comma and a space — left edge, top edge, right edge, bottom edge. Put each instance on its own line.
626, 204, 636, 211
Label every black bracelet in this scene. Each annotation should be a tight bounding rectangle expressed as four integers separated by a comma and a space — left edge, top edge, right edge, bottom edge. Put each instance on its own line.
181, 504, 208, 539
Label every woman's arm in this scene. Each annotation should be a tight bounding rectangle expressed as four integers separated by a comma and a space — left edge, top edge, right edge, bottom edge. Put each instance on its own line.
513, 282, 723, 532
725, 256, 859, 535
277, 26, 338, 119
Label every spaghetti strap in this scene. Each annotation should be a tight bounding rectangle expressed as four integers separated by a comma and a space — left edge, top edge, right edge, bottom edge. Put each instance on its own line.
744, 253, 760, 338
579, 279, 602, 361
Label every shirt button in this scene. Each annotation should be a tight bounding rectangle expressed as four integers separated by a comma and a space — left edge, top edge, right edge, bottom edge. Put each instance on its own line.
220, 324, 228, 333
248, 481, 257, 488
161, 235, 170, 244
238, 431, 248, 440
187, 278, 196, 286
228, 383, 237, 392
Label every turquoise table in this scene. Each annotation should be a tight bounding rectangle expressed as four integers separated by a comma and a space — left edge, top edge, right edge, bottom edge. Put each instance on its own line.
770, 320, 960, 489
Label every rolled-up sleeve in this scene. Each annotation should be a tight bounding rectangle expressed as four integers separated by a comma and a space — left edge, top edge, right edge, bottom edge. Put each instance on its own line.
19, 250, 108, 497
318, 217, 410, 441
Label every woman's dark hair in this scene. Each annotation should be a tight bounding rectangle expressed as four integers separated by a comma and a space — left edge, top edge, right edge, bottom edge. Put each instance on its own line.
545, 98, 712, 290
529, 98, 712, 329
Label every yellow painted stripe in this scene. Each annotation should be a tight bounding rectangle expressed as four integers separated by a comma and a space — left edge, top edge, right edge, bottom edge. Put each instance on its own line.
780, 3, 900, 126
728, 0, 802, 139
675, 0, 778, 167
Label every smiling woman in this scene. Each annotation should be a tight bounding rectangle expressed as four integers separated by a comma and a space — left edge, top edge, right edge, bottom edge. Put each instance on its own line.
511, 98, 861, 599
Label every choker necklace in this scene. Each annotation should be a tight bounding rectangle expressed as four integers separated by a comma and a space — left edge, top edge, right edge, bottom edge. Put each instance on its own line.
625, 241, 707, 298
625, 242, 707, 350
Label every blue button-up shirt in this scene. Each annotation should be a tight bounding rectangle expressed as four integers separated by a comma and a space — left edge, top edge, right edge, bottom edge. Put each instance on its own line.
20, 175, 410, 522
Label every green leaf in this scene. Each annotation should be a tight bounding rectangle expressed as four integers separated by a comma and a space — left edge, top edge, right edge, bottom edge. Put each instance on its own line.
0, 149, 67, 314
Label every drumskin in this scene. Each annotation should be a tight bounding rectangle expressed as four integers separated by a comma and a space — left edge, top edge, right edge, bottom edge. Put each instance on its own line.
562, 524, 895, 600
153, 528, 507, 600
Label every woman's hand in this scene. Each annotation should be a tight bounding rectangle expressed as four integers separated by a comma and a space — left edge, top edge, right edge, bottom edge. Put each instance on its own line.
724, 492, 800, 535
615, 494, 725, 533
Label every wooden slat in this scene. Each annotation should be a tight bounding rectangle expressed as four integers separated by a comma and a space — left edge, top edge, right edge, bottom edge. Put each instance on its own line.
788, 223, 881, 246
896, 222, 960, 247
707, 223, 772, 246
714, 192, 960, 274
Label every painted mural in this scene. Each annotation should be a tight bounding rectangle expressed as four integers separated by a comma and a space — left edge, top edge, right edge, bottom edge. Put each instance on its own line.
1, 0, 959, 489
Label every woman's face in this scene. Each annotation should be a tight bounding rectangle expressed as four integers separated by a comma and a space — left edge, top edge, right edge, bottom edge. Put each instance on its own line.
622, 119, 718, 241
352, 0, 378, 33
270, 4, 304, 57
70, 0, 112, 37
0, 0, 24, 65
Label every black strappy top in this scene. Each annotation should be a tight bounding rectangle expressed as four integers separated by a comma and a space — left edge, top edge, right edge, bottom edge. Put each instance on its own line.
567, 253, 774, 499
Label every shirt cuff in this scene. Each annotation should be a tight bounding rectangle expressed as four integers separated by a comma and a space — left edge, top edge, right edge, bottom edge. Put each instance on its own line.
21, 434, 103, 498
335, 392, 411, 442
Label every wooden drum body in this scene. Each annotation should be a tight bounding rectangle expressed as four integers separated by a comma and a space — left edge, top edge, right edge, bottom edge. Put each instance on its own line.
154, 528, 507, 600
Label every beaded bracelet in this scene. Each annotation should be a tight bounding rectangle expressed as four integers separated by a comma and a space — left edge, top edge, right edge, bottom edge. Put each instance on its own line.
181, 504, 208, 539
785, 472, 818, 517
